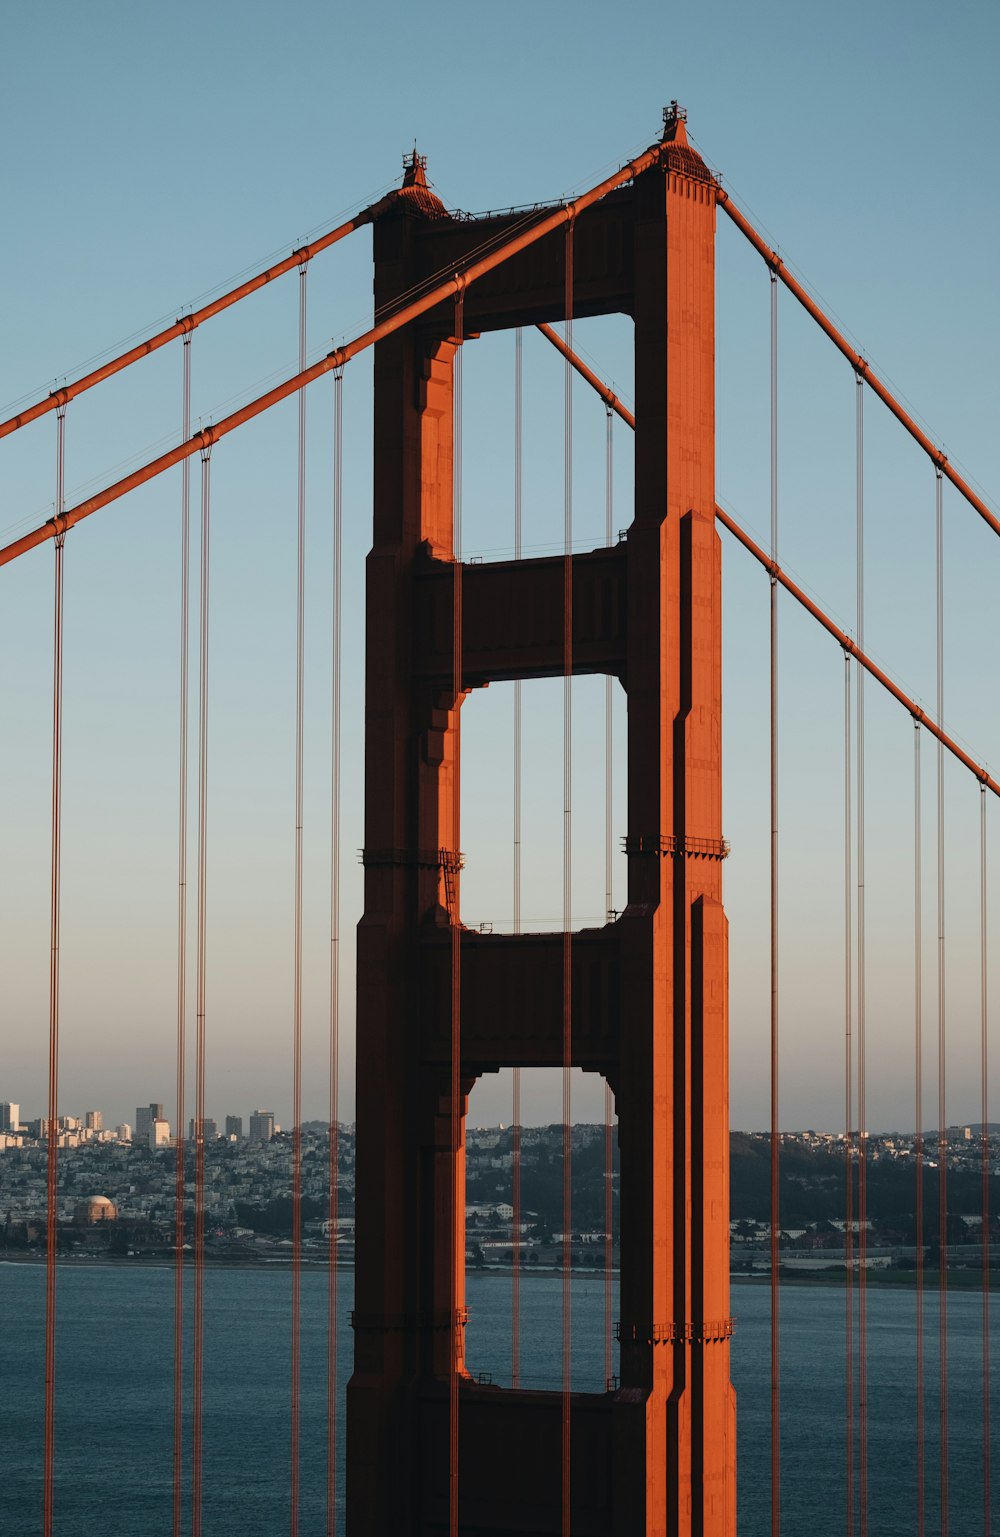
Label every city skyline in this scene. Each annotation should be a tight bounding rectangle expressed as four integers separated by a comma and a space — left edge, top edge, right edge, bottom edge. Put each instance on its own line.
2, 1094, 997, 1144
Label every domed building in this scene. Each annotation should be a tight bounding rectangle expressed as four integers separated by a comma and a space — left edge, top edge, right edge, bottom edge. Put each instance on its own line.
74, 1195, 117, 1225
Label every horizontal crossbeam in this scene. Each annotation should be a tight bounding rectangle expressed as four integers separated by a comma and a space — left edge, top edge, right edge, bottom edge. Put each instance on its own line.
413, 546, 626, 685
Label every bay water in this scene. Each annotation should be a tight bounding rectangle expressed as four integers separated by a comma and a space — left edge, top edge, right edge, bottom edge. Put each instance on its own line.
1, 1263, 994, 1533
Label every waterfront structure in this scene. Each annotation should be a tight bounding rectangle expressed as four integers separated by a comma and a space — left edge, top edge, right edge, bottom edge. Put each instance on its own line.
73, 1195, 116, 1225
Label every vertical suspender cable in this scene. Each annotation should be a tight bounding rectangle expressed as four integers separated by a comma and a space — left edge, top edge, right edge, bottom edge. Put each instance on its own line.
844, 653, 855, 1537
173, 337, 192, 1537
512, 325, 523, 1391
855, 371, 868, 1537
604, 402, 614, 1392
43, 405, 66, 1537
914, 723, 925, 1537
979, 784, 991, 1536
769, 267, 781, 1537
562, 218, 575, 1537
192, 446, 212, 1537
326, 366, 344, 1537
290, 261, 307, 1537
935, 466, 948, 1537
449, 287, 465, 1537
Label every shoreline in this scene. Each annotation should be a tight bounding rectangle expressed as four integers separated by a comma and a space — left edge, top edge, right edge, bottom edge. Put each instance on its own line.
2, 1254, 998, 1289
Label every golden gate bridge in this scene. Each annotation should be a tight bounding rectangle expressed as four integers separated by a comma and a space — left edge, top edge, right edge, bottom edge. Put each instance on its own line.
0, 106, 995, 1536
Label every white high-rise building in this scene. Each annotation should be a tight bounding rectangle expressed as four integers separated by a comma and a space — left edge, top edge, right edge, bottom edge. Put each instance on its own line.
135, 1103, 164, 1145
149, 1118, 170, 1149
0, 1103, 19, 1133
249, 1110, 275, 1143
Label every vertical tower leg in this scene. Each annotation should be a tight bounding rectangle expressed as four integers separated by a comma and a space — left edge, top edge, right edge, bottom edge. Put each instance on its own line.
347, 273, 466, 1529
618, 121, 735, 1535
348, 121, 735, 1536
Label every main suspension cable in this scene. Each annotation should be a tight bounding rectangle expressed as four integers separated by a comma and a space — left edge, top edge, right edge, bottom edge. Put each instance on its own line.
172, 336, 192, 1537
935, 467, 949, 1537
855, 371, 869, 1537
769, 267, 781, 1537
561, 217, 575, 1537
191, 445, 212, 1537
290, 262, 307, 1537
716, 192, 1000, 545
43, 405, 67, 1537
512, 326, 523, 1392
532, 325, 1000, 803
326, 366, 344, 1537
914, 722, 926, 1537
1, 139, 672, 573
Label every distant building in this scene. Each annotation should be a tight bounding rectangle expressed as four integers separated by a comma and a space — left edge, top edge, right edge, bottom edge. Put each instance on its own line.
116, 1123, 132, 1143
85, 1110, 103, 1131
149, 1118, 170, 1149
189, 1117, 218, 1144
74, 1195, 117, 1225
135, 1103, 164, 1146
249, 1110, 275, 1143
0, 1103, 19, 1133
225, 1115, 243, 1140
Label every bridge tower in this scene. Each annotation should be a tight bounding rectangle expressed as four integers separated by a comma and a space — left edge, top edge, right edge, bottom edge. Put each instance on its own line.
347, 109, 736, 1535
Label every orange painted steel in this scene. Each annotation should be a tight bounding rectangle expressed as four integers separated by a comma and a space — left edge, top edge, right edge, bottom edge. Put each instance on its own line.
714, 505, 1000, 798
0, 142, 668, 572
0, 213, 370, 441
536, 318, 1000, 804
348, 116, 736, 1535
536, 322, 634, 427
717, 192, 1000, 540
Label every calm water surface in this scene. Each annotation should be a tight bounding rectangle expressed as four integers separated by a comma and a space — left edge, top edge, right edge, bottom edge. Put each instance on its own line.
1, 1263, 995, 1534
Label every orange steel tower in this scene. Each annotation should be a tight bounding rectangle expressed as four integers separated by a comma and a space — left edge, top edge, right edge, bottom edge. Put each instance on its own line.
347, 108, 736, 1535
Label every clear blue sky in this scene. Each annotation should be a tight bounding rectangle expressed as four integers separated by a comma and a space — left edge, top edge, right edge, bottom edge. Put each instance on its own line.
1, 0, 997, 1133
